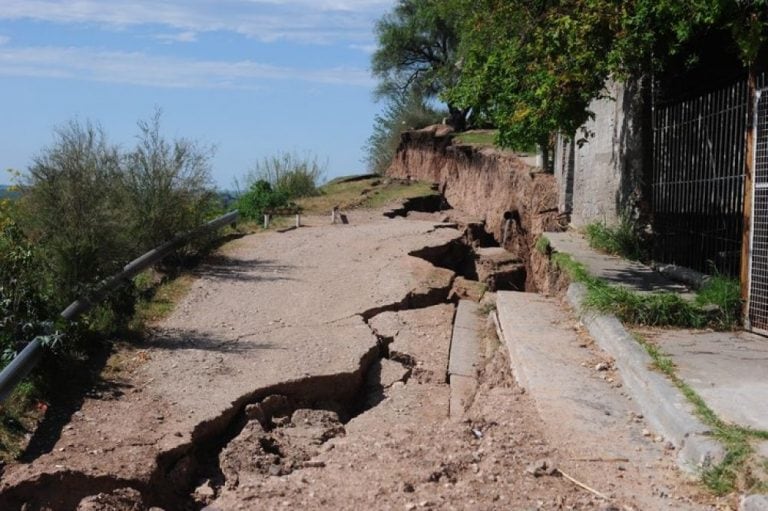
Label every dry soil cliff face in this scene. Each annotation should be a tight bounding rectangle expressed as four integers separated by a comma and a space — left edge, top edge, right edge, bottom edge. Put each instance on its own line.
387, 126, 565, 292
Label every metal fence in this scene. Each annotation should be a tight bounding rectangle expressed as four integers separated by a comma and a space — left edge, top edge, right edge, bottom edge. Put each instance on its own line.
651, 80, 749, 276
748, 88, 768, 332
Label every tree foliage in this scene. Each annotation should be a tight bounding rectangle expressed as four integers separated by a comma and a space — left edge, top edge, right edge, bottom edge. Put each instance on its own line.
20, 121, 127, 304
235, 180, 291, 221
441, 0, 768, 151
372, 0, 467, 127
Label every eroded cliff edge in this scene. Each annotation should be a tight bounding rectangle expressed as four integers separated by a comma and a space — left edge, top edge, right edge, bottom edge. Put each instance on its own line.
386, 125, 566, 292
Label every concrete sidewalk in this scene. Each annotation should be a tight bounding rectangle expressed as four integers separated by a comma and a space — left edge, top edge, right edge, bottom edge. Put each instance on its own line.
544, 230, 768, 506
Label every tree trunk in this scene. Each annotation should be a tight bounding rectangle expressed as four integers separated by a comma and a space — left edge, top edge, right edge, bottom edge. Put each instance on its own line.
447, 105, 467, 131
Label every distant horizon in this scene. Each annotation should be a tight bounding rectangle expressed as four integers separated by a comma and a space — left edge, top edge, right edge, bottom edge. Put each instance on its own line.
0, 1, 396, 189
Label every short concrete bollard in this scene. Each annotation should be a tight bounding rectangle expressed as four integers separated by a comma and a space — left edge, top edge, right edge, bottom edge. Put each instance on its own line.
331, 206, 339, 224
296, 214, 301, 228
263, 214, 270, 229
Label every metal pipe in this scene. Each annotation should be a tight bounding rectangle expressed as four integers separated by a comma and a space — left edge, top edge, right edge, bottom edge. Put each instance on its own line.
0, 338, 42, 403
0, 210, 240, 402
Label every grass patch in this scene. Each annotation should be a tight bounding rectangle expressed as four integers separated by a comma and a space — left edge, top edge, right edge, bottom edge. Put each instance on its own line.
453, 130, 538, 153
535, 235, 551, 254
552, 253, 740, 330
130, 271, 196, 331
632, 332, 768, 494
453, 130, 499, 146
297, 176, 435, 215
584, 219, 647, 261
0, 379, 45, 462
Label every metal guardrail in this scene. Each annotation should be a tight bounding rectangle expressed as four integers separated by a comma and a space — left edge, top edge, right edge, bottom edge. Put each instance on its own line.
0, 210, 239, 403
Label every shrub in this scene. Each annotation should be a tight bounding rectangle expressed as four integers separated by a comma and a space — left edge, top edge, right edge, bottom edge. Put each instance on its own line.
0, 215, 53, 361
122, 109, 217, 254
242, 151, 325, 199
18, 120, 128, 308
236, 180, 291, 221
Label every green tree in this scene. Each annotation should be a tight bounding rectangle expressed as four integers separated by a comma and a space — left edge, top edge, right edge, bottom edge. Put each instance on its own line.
372, 0, 468, 128
446, 0, 768, 155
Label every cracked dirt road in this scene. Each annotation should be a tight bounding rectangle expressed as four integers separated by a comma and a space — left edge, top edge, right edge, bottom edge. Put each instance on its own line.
0, 209, 717, 510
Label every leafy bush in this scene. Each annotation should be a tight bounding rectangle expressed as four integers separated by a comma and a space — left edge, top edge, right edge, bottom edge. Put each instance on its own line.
0, 211, 53, 361
236, 180, 291, 221
242, 151, 325, 199
365, 93, 445, 175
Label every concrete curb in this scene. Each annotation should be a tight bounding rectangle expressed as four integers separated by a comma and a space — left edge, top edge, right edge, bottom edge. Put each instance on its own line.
448, 300, 481, 420
566, 283, 725, 474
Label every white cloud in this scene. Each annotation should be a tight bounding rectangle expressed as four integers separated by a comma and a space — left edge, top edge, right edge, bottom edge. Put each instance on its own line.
349, 43, 377, 54
155, 31, 198, 44
0, 45, 374, 89
0, 0, 393, 44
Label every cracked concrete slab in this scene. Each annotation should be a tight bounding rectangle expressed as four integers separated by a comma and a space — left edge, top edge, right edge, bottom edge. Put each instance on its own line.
0, 215, 462, 509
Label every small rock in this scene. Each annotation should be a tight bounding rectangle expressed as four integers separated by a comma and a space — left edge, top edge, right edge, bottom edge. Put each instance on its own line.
642, 429, 651, 437
268, 464, 283, 477
402, 482, 415, 493
405, 504, 417, 511
302, 460, 326, 468
595, 362, 610, 371
654, 435, 664, 443
193, 480, 216, 503
526, 458, 557, 477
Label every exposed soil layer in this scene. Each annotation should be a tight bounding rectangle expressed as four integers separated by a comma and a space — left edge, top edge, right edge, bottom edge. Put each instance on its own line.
387, 125, 568, 291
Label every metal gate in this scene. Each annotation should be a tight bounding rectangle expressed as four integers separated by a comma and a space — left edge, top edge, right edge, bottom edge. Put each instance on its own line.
747, 88, 768, 332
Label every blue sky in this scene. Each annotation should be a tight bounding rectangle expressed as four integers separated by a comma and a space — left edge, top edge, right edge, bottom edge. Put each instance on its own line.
0, 0, 395, 188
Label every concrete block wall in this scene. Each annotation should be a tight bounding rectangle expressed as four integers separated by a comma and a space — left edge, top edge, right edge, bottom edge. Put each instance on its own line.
555, 78, 646, 227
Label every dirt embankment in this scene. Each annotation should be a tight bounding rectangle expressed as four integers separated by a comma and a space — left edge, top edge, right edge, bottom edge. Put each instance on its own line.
387, 126, 565, 291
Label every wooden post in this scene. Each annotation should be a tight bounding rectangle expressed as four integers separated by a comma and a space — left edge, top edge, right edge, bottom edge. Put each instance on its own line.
331, 206, 339, 224
264, 214, 270, 229
740, 69, 757, 325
